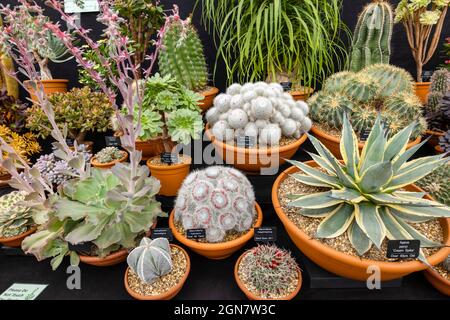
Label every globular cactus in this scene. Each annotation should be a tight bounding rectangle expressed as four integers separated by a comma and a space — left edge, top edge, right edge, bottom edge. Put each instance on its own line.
208, 82, 312, 146
363, 64, 414, 98
430, 69, 450, 95
350, 1, 393, 72
126, 237, 173, 284
238, 245, 299, 298
384, 92, 422, 119
350, 104, 378, 134
174, 166, 256, 243
322, 71, 354, 93
94, 147, 124, 164
159, 16, 208, 91
342, 73, 379, 103
308, 92, 354, 130
424, 69, 450, 130
417, 164, 450, 206
0, 191, 34, 238
426, 92, 444, 113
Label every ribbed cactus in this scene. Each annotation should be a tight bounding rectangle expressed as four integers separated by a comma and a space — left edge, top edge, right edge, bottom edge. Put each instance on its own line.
417, 164, 450, 206
430, 69, 450, 95
174, 166, 256, 243
363, 64, 414, 98
0, 191, 34, 238
323, 71, 353, 93
159, 16, 208, 91
309, 92, 354, 129
350, 1, 393, 72
127, 237, 173, 284
342, 73, 379, 102
384, 92, 422, 118
351, 104, 378, 133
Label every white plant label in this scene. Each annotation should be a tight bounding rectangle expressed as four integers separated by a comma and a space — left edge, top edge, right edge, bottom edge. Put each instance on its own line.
0, 283, 48, 300
64, 0, 99, 13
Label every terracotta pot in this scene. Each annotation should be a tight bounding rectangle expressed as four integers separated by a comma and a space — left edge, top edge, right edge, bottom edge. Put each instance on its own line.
310, 125, 422, 159
169, 202, 264, 259
24, 79, 69, 102
424, 268, 450, 296
289, 87, 314, 101
135, 137, 175, 161
0, 227, 37, 248
205, 124, 307, 173
146, 155, 191, 196
234, 250, 302, 300
91, 150, 128, 169
124, 244, 190, 300
426, 129, 445, 148
271, 161, 450, 281
414, 82, 431, 105
198, 86, 219, 112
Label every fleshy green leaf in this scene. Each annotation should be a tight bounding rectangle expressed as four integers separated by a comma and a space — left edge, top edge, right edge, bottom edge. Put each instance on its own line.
340, 113, 359, 179
287, 159, 340, 188
331, 188, 366, 203
354, 202, 385, 248
348, 220, 372, 255
383, 122, 415, 162
316, 203, 355, 238
359, 161, 393, 193
288, 191, 344, 209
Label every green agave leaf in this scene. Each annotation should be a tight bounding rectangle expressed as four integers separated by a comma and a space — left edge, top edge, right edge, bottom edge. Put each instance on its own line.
359, 116, 383, 168
392, 191, 427, 199
387, 204, 450, 217
348, 220, 372, 256
367, 193, 442, 207
359, 118, 386, 174
291, 173, 336, 188
288, 191, 344, 209
359, 161, 393, 193
331, 188, 366, 203
316, 203, 355, 238
354, 202, 386, 249
390, 207, 435, 223
396, 154, 447, 177
300, 205, 341, 217
384, 122, 415, 162
306, 151, 336, 174
287, 159, 340, 188
340, 113, 359, 179
392, 139, 428, 173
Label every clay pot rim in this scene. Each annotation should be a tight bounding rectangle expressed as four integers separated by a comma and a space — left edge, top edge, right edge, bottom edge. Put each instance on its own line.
310, 125, 422, 148
146, 155, 192, 170
289, 86, 314, 95
0, 226, 37, 244
234, 250, 302, 300
79, 248, 128, 264
24, 79, 69, 84
271, 161, 450, 272
424, 266, 450, 287
205, 123, 308, 155
199, 86, 219, 97
124, 244, 190, 300
414, 81, 432, 86
169, 202, 263, 251
91, 150, 128, 168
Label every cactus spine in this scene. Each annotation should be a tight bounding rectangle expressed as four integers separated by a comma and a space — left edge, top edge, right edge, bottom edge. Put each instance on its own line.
159, 16, 208, 91
350, 1, 393, 72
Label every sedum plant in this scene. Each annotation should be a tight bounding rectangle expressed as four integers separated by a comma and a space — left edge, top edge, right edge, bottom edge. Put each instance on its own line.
0, 191, 35, 238
127, 237, 172, 284
287, 114, 450, 262
94, 147, 124, 164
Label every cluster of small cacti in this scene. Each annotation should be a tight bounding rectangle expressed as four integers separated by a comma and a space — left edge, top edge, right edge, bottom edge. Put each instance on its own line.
206, 82, 312, 146
349, 1, 393, 72
425, 69, 450, 131
94, 147, 124, 164
309, 64, 426, 138
175, 166, 256, 243
417, 164, 450, 206
238, 245, 299, 298
127, 237, 172, 284
0, 191, 34, 238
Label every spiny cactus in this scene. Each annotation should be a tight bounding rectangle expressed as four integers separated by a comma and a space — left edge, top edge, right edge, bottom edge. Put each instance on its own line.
207, 82, 312, 146
159, 15, 208, 91
342, 73, 379, 103
425, 69, 450, 130
309, 92, 354, 129
417, 164, 450, 206
430, 69, 450, 95
238, 245, 299, 298
0, 191, 34, 238
351, 104, 378, 133
363, 63, 414, 98
127, 237, 172, 284
350, 1, 393, 72
384, 91, 422, 118
323, 71, 353, 93
94, 147, 124, 164
174, 166, 256, 243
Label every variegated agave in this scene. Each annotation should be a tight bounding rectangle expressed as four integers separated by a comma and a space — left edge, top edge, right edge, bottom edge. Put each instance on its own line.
288, 114, 450, 262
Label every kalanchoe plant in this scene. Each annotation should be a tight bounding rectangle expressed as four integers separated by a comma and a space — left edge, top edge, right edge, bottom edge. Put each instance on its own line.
0, 191, 35, 238
287, 114, 450, 262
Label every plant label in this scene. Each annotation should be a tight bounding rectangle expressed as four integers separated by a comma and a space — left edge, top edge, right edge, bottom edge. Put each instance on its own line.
151, 228, 173, 242
160, 152, 179, 165
186, 228, 206, 240
236, 135, 257, 149
64, 0, 99, 13
105, 136, 121, 147
254, 226, 277, 243
0, 283, 47, 300
65, 138, 75, 147
280, 81, 292, 92
68, 242, 92, 256
386, 240, 420, 259
422, 70, 433, 82
359, 129, 371, 142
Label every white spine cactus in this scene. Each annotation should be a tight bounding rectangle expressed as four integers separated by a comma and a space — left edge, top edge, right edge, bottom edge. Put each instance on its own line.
175, 166, 256, 243
206, 107, 221, 126
226, 83, 242, 95
259, 124, 282, 146
214, 93, 231, 113
228, 109, 249, 129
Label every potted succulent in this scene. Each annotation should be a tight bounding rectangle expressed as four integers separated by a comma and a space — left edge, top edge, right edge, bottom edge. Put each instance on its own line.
0, 16, 18, 99
394, 0, 449, 103
124, 237, 190, 300
196, 0, 348, 99
0, 191, 36, 247
234, 245, 302, 300
26, 87, 114, 150
169, 166, 263, 259
308, 64, 425, 158
205, 82, 311, 174
0, 1, 72, 101
272, 115, 450, 281
158, 9, 218, 112
91, 147, 128, 169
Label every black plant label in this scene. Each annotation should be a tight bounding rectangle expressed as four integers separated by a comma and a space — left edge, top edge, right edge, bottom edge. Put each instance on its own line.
236, 135, 257, 149
66, 138, 75, 147
280, 81, 292, 92
386, 240, 420, 259
68, 242, 92, 256
254, 226, 277, 243
105, 136, 121, 147
359, 129, 371, 142
160, 152, 179, 165
186, 228, 206, 240
151, 228, 173, 242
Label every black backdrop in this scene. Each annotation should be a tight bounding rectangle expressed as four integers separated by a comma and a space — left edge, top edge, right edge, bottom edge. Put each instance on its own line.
3, 0, 450, 97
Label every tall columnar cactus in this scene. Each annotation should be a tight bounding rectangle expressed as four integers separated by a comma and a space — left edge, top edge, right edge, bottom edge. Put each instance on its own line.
127, 237, 173, 284
426, 69, 450, 117
159, 15, 208, 91
350, 1, 394, 72
174, 166, 256, 243
430, 69, 450, 95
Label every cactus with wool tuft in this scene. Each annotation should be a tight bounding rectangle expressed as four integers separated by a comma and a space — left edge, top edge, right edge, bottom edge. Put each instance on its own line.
95, 147, 124, 164
174, 166, 256, 243
127, 237, 173, 284
0, 191, 34, 238
238, 245, 299, 298
417, 164, 450, 206
159, 15, 208, 91
350, 1, 394, 72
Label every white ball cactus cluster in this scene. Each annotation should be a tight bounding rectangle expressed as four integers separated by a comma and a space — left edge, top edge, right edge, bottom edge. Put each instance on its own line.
174, 166, 256, 243
206, 82, 312, 146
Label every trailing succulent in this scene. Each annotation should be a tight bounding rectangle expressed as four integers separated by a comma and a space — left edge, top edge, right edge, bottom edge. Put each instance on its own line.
238, 245, 299, 298
0, 191, 35, 238
417, 164, 450, 206
287, 114, 450, 262
174, 166, 256, 243
424, 69, 450, 131
206, 82, 312, 146
309, 64, 426, 139
127, 237, 172, 284
94, 147, 124, 164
